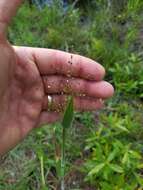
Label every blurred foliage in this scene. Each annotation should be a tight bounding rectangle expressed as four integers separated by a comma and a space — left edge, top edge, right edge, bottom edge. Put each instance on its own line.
83, 108, 143, 189
0, 0, 142, 189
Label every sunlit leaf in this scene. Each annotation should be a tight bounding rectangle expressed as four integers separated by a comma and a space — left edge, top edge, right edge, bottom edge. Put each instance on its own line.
88, 163, 105, 176
109, 164, 123, 173
107, 148, 118, 162
116, 124, 129, 133
122, 152, 129, 164
129, 150, 141, 159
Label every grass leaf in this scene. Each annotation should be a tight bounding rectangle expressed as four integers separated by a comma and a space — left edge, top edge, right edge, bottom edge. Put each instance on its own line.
62, 96, 74, 129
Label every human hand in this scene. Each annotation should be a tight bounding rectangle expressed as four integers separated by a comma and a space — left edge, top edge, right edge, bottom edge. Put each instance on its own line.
0, 0, 114, 155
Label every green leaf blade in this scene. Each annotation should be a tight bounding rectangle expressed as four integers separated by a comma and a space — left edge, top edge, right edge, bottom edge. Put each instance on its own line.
62, 96, 74, 129
109, 164, 124, 173
88, 163, 105, 176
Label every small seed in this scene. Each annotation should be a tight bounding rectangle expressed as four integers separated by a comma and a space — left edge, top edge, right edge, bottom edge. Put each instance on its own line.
67, 73, 71, 77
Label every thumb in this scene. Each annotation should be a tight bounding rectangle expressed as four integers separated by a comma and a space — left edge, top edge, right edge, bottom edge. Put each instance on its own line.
0, 0, 23, 36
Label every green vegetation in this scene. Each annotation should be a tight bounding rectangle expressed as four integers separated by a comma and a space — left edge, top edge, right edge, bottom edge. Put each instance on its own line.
0, 0, 143, 189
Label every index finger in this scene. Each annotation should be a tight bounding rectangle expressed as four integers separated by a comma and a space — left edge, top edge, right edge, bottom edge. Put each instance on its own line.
31, 48, 105, 81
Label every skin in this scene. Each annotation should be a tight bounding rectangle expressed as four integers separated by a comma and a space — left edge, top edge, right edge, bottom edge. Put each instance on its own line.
0, 0, 114, 156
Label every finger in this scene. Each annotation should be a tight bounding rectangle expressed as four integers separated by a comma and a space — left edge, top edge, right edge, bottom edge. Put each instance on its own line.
42, 95, 104, 112
0, 0, 22, 34
30, 48, 105, 81
38, 111, 60, 126
43, 75, 114, 99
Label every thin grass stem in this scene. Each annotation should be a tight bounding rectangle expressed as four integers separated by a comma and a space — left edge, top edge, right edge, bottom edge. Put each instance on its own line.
40, 155, 46, 188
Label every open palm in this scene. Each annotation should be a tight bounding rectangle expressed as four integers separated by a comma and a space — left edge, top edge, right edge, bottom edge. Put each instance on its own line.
0, 0, 114, 155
